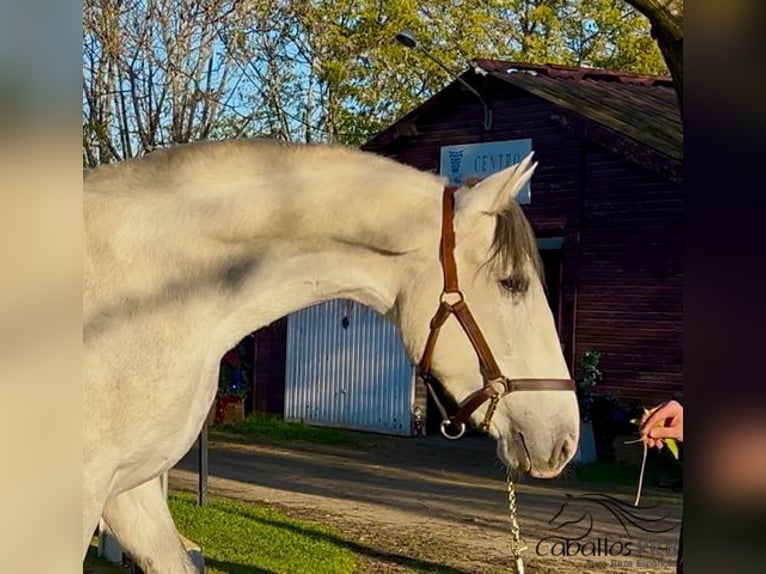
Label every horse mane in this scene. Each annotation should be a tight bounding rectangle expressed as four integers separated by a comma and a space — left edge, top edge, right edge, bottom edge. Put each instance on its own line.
84, 139, 306, 182
83, 138, 443, 197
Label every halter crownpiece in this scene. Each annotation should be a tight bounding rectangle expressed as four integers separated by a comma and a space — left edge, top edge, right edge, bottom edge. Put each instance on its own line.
417, 186, 575, 439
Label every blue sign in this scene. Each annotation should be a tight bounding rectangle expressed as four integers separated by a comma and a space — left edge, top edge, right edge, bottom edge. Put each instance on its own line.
439, 139, 533, 204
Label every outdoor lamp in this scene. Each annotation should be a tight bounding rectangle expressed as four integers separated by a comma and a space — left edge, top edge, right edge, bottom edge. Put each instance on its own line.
395, 29, 492, 130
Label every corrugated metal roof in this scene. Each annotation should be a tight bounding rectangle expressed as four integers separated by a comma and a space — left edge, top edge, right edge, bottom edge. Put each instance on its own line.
471, 59, 682, 162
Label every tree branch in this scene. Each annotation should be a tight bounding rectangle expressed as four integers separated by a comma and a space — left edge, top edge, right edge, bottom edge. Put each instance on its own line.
623, 0, 683, 114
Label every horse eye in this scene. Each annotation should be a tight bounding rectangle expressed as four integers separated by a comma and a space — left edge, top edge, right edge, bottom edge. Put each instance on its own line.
499, 276, 529, 294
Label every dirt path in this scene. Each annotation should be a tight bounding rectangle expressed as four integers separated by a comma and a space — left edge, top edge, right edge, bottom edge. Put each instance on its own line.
169, 434, 682, 573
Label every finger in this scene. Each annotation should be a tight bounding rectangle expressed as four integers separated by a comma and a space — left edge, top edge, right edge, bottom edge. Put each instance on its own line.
641, 407, 672, 434
640, 405, 660, 426
648, 426, 681, 441
640, 414, 661, 434
646, 438, 663, 449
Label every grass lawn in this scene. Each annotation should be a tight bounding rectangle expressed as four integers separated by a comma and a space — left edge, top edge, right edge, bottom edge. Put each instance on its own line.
573, 455, 682, 494
170, 493, 355, 573
213, 413, 365, 447
83, 492, 356, 574
574, 458, 659, 486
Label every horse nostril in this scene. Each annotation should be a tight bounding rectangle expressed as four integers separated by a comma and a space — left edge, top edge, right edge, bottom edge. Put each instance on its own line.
560, 435, 576, 463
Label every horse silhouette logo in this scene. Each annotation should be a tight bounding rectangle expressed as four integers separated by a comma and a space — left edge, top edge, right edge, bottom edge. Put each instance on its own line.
548, 492, 679, 539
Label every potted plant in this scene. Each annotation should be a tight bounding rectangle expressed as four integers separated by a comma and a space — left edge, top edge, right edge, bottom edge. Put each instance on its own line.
213, 347, 249, 425
574, 350, 601, 463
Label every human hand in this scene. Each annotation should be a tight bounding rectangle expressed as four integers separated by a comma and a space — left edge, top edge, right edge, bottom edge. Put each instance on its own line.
640, 400, 683, 449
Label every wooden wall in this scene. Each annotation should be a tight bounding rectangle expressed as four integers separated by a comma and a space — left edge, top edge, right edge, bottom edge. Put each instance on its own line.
364, 77, 682, 404
575, 145, 682, 401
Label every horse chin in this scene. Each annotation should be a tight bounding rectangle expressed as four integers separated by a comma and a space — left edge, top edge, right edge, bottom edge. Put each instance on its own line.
496, 432, 570, 478
529, 467, 565, 479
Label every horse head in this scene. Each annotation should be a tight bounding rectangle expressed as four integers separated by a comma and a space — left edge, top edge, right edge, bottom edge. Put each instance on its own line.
395, 154, 580, 478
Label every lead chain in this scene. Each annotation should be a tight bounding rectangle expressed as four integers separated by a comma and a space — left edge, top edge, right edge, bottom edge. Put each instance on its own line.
506, 470, 527, 574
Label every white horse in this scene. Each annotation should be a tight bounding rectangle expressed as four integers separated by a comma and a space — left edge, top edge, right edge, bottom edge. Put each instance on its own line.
83, 139, 579, 572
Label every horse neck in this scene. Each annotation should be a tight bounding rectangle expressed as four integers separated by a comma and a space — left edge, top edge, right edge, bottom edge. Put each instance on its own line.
196, 171, 442, 348
85, 153, 443, 351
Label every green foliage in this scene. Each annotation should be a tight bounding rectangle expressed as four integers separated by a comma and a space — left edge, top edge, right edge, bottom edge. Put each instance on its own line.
83, 0, 669, 160
575, 350, 603, 422
276, 0, 667, 144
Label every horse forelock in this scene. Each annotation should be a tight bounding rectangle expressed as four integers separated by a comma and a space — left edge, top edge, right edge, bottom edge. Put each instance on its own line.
482, 199, 543, 296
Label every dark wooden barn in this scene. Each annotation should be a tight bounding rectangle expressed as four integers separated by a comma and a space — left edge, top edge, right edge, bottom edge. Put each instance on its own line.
361, 59, 683, 406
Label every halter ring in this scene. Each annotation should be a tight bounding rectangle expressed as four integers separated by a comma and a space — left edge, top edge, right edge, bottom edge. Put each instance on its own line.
439, 290, 464, 305
440, 419, 466, 440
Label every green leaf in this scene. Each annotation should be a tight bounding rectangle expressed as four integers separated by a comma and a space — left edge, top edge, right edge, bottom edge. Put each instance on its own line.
665, 438, 680, 460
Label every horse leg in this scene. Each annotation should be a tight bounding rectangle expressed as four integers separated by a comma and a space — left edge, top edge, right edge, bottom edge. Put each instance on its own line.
102, 476, 199, 574
83, 470, 111, 560
82, 501, 105, 560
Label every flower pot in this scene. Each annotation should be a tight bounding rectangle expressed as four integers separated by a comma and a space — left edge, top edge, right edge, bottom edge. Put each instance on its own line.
574, 420, 597, 463
214, 396, 245, 425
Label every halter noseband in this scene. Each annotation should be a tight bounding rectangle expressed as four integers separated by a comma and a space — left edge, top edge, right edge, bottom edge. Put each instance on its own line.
417, 186, 575, 439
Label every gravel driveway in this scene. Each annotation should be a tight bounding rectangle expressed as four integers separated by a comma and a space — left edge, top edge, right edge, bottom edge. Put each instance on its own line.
169, 433, 682, 573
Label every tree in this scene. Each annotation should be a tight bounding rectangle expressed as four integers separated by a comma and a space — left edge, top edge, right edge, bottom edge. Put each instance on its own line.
280, 0, 668, 144
82, 0, 256, 166
83, 0, 671, 161
621, 0, 682, 111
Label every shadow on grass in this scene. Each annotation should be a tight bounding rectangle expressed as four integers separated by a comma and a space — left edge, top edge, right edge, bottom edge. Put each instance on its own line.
83, 544, 128, 573
238, 511, 469, 574
171, 492, 468, 574
203, 557, 278, 574
214, 414, 365, 447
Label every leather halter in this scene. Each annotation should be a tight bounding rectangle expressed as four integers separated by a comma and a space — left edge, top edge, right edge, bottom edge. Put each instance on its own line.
417, 186, 575, 439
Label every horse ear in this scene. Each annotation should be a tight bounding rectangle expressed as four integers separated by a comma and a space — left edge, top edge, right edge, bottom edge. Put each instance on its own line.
455, 152, 537, 217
